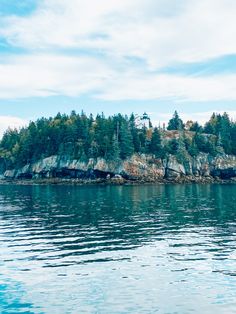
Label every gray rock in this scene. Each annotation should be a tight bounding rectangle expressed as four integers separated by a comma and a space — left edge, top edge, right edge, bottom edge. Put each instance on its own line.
3, 152, 236, 182
4, 169, 17, 179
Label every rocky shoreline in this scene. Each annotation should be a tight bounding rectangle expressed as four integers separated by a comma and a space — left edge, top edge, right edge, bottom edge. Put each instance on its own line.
1, 175, 236, 186
1, 152, 236, 185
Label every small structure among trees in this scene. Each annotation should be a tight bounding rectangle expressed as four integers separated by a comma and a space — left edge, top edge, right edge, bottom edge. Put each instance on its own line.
135, 112, 152, 129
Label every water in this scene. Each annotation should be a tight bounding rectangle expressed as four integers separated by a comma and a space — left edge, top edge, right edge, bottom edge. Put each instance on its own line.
0, 184, 236, 314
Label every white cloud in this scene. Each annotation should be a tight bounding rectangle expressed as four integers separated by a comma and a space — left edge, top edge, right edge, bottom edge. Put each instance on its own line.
0, 54, 113, 98
0, 116, 28, 138
152, 111, 236, 127
0, 0, 236, 102
97, 72, 236, 102
1, 53, 236, 102
2, 0, 236, 67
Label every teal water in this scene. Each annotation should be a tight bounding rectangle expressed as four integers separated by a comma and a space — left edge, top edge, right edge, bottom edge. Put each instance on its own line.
0, 184, 236, 314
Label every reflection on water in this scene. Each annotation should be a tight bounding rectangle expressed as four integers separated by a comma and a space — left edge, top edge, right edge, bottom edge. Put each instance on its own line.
0, 279, 36, 314
0, 184, 236, 313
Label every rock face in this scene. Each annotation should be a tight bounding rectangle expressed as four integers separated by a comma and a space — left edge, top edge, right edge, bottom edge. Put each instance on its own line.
3, 153, 236, 182
0, 158, 6, 175
210, 155, 236, 179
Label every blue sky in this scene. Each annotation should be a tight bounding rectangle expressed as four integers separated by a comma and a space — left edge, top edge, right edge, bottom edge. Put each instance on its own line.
0, 0, 236, 134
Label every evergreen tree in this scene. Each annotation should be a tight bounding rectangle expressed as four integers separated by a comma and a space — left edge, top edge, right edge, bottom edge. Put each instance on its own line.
0, 110, 235, 169
148, 128, 162, 157
220, 112, 232, 154
194, 134, 217, 156
166, 138, 179, 155
187, 138, 199, 157
176, 136, 189, 164
129, 113, 141, 152
167, 111, 184, 130
231, 123, 236, 155
119, 121, 134, 159
108, 135, 120, 161
189, 121, 203, 133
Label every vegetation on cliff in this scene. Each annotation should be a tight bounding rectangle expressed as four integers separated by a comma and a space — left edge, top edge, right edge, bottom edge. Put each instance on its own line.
0, 110, 235, 169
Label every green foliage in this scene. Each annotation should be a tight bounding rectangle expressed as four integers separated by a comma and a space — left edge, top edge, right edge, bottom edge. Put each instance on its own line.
194, 134, 217, 156
204, 112, 235, 155
119, 120, 134, 159
231, 124, 236, 155
166, 138, 179, 155
0, 112, 156, 167
176, 137, 190, 164
0, 110, 235, 168
148, 127, 162, 157
189, 121, 203, 133
129, 114, 141, 152
167, 111, 184, 130
110, 135, 120, 161
185, 137, 199, 157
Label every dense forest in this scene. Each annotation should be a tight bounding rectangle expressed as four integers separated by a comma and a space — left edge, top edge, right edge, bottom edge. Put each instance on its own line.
0, 110, 236, 169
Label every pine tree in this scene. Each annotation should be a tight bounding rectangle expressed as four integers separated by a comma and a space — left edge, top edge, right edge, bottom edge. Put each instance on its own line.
108, 135, 120, 161
129, 113, 141, 152
231, 123, 236, 155
148, 128, 162, 157
167, 111, 184, 130
189, 121, 202, 133
119, 121, 134, 159
220, 112, 232, 154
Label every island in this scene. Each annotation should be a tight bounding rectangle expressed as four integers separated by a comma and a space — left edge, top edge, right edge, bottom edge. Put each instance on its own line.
0, 110, 236, 184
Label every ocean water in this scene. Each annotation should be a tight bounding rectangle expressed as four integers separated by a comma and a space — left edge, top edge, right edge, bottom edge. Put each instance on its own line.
0, 184, 236, 314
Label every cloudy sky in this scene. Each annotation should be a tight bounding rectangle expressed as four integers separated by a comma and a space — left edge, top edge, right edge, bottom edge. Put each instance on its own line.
0, 0, 236, 134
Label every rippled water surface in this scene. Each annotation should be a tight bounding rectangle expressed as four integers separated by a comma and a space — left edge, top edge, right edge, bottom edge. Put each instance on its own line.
0, 184, 236, 313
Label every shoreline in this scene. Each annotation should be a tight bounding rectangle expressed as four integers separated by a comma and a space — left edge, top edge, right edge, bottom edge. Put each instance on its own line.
1, 177, 236, 186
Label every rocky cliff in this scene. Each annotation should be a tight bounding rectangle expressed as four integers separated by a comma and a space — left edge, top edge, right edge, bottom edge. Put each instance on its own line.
1, 153, 236, 183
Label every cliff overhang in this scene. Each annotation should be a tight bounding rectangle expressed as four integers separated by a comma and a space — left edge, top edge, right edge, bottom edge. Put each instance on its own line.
1, 153, 236, 183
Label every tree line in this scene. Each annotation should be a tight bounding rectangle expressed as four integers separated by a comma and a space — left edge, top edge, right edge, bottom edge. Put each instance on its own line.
0, 110, 235, 169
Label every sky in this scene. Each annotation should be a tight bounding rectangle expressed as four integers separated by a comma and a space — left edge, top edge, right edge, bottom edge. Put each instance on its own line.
0, 0, 236, 135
